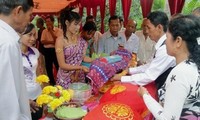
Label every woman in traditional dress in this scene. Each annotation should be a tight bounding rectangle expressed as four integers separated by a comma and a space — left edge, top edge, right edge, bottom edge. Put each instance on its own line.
55, 7, 92, 88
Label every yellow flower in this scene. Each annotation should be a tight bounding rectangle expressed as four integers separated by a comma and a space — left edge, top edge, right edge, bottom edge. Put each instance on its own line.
49, 99, 63, 110
59, 97, 65, 103
42, 86, 52, 94
62, 90, 71, 102
36, 75, 49, 84
36, 85, 72, 112
36, 94, 53, 107
50, 86, 58, 93
56, 85, 63, 90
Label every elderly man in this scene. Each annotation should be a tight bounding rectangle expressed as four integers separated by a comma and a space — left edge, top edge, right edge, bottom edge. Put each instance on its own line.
136, 18, 156, 65
122, 19, 139, 54
112, 11, 176, 89
0, 0, 34, 119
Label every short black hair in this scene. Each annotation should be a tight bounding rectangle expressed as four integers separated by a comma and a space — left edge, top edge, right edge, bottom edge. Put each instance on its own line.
119, 16, 123, 22
82, 21, 97, 32
109, 15, 120, 24
37, 17, 44, 26
86, 15, 94, 22
147, 11, 169, 32
0, 0, 33, 15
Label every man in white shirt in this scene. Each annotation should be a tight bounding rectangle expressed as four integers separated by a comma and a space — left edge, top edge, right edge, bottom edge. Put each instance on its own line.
0, 0, 33, 120
135, 18, 156, 64
112, 11, 176, 87
123, 19, 139, 54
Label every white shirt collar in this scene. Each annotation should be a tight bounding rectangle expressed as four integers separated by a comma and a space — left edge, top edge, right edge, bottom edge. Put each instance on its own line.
155, 34, 166, 50
0, 19, 20, 41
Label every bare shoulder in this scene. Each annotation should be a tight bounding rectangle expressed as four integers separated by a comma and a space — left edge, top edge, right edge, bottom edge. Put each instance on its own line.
55, 36, 65, 46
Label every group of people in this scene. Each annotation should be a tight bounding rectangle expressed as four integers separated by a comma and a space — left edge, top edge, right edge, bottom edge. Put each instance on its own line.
0, 0, 200, 119
112, 8, 200, 120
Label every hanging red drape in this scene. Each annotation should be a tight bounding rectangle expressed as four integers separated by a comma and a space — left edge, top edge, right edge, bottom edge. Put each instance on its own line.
92, 7, 97, 19
168, 0, 185, 15
109, 0, 117, 16
69, 0, 104, 32
121, 0, 132, 26
87, 7, 91, 16
140, 0, 154, 18
100, 0, 106, 33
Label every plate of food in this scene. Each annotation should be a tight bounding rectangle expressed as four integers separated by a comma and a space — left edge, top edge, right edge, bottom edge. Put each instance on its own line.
53, 102, 87, 120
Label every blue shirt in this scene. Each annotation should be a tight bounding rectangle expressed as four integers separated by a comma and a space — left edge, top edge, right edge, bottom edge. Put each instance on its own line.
98, 30, 126, 55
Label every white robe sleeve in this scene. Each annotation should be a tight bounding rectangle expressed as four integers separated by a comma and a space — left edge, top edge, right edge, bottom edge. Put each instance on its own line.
143, 71, 189, 120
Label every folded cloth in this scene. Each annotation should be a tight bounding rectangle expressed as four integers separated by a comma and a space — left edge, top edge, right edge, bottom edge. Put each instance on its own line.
81, 62, 91, 68
100, 55, 122, 64
86, 49, 132, 94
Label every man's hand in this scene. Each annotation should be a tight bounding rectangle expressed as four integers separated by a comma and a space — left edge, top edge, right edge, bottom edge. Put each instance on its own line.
110, 74, 121, 81
29, 100, 39, 113
138, 86, 149, 97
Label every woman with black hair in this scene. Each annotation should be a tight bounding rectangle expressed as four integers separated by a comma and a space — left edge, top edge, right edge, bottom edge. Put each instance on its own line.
138, 15, 200, 119
55, 7, 92, 88
20, 23, 46, 120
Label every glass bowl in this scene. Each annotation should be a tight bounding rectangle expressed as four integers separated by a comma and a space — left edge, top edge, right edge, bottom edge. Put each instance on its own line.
69, 82, 92, 104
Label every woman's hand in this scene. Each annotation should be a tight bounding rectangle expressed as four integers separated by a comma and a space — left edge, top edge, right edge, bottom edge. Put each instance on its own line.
29, 100, 39, 113
81, 66, 89, 73
138, 86, 149, 97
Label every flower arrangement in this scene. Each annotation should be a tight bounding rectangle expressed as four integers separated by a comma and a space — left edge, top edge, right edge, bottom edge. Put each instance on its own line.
35, 75, 72, 112
36, 74, 49, 84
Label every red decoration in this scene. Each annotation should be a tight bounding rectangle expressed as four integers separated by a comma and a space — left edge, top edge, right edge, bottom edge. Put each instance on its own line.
84, 101, 142, 120
109, 0, 117, 16
100, 82, 157, 119
121, 0, 132, 26
168, 0, 185, 15
54, 92, 61, 97
100, 0, 106, 33
140, 0, 154, 18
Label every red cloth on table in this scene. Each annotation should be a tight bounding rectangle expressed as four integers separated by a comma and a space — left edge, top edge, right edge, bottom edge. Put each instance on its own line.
99, 82, 157, 119
83, 101, 142, 120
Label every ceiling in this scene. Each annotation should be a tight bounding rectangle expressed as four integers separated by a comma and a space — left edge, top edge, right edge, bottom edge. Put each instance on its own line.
33, 0, 76, 13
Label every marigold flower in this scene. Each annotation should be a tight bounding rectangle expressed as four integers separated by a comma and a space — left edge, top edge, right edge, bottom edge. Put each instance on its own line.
36, 75, 49, 84
36, 85, 72, 112
49, 99, 63, 110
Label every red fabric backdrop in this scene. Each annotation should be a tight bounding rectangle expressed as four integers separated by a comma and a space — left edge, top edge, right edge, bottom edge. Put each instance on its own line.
140, 0, 154, 18
121, 0, 132, 26
168, 0, 185, 15
109, 0, 117, 16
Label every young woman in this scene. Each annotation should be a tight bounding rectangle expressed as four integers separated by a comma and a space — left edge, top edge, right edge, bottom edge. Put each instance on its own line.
138, 15, 200, 119
20, 23, 46, 120
55, 7, 92, 88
